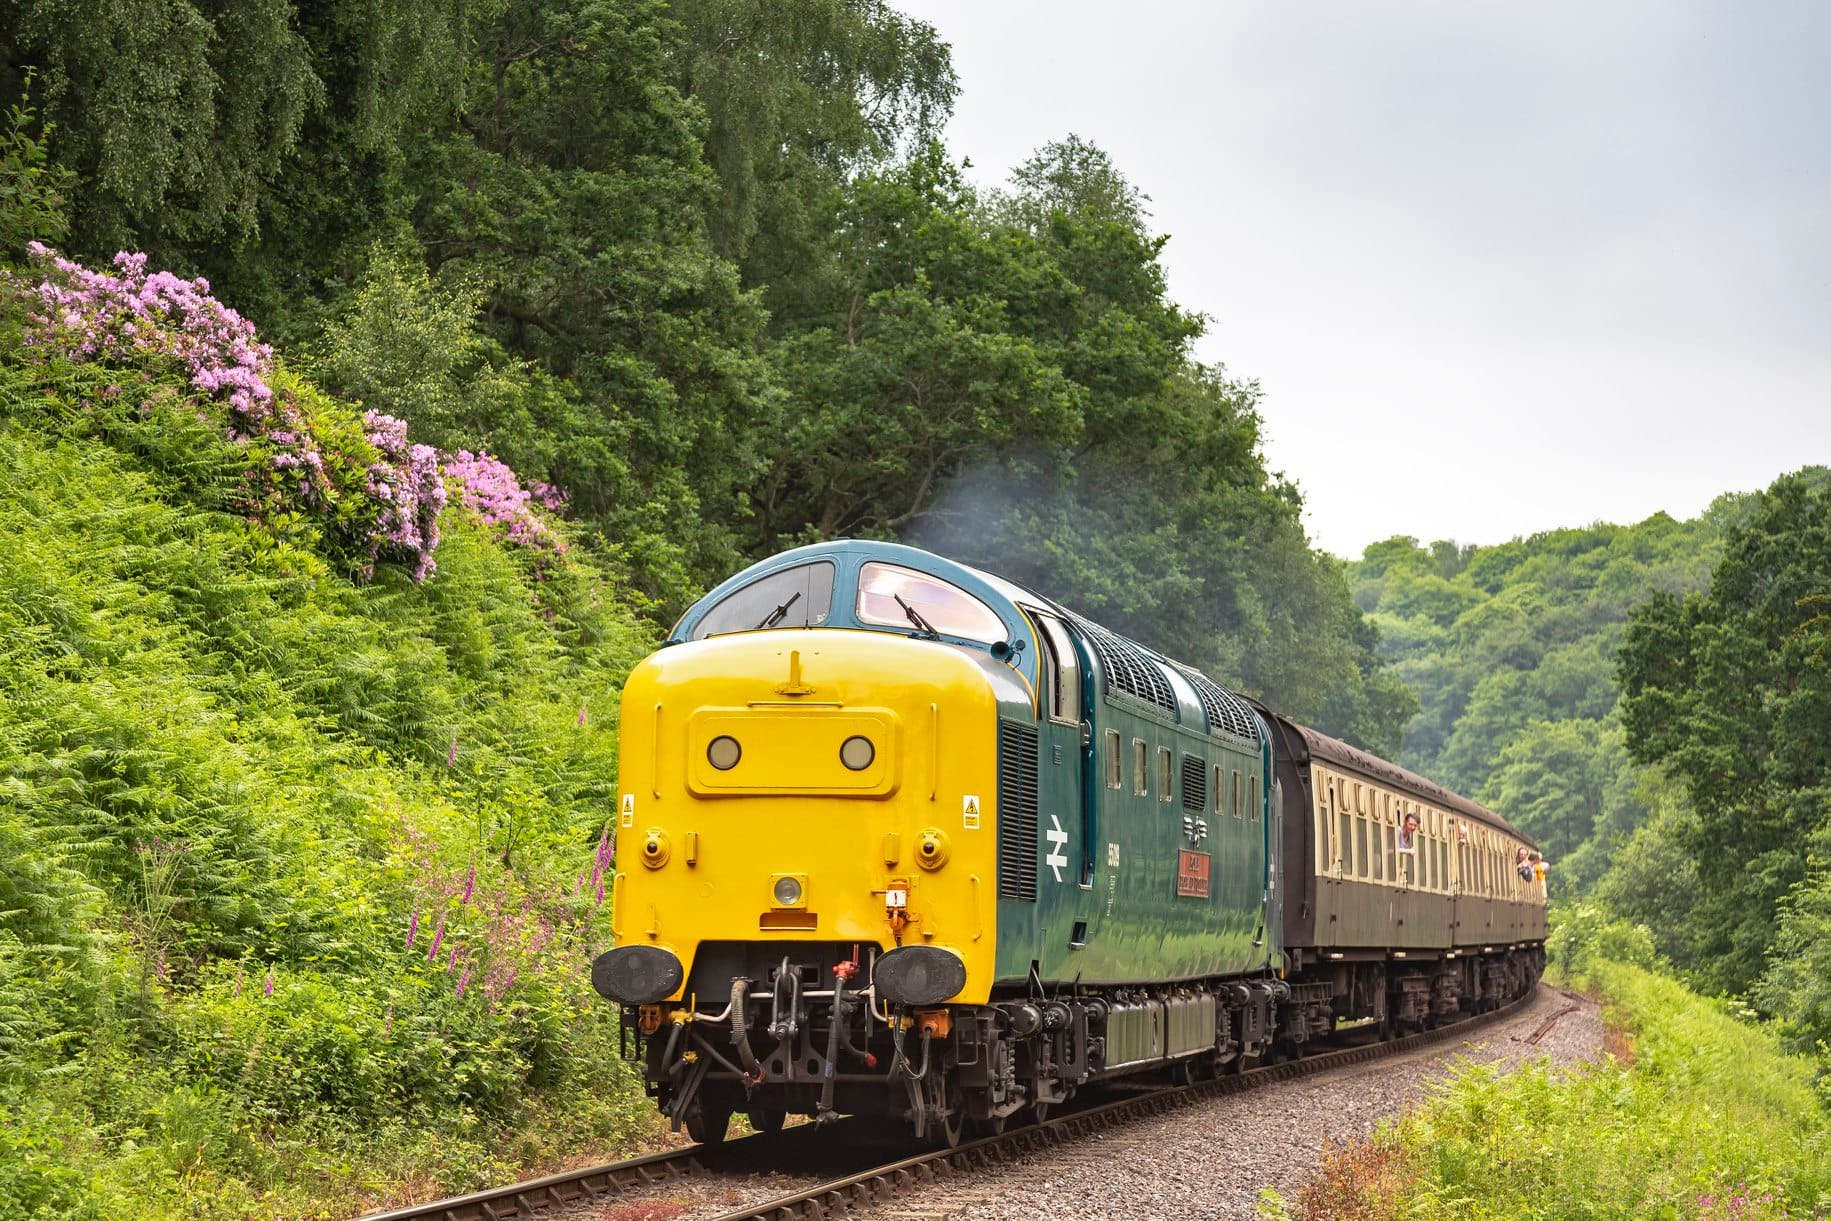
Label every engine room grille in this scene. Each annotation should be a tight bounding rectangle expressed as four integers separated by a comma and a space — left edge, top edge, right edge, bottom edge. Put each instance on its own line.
1181, 753, 1207, 811
996, 720, 1039, 901
1073, 619, 1178, 716
1175, 665, 1261, 744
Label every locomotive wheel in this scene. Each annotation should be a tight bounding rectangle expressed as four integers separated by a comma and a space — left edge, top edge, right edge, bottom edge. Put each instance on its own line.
747, 1107, 786, 1135
687, 1105, 733, 1147
938, 1099, 966, 1147
1027, 1100, 1051, 1126
928, 1078, 966, 1148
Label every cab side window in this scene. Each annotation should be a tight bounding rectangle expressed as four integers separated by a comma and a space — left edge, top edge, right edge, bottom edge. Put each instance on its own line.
1031, 612, 1083, 725
691, 562, 835, 639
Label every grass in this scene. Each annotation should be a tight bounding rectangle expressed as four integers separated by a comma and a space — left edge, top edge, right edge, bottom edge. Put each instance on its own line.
1265, 962, 1831, 1220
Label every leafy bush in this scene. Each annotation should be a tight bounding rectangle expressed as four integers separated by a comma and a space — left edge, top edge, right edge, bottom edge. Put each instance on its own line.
0, 80, 72, 254
1546, 902, 1661, 978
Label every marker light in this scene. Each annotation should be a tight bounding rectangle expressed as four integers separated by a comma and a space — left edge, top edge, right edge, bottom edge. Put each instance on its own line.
707, 735, 742, 770
840, 735, 875, 770
771, 875, 804, 907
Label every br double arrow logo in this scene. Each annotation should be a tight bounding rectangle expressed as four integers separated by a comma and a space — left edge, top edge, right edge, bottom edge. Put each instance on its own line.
1045, 814, 1069, 883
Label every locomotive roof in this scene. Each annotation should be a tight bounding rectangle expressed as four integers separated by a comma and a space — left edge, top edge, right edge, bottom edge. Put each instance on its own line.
1262, 706, 1534, 848
673, 540, 1263, 744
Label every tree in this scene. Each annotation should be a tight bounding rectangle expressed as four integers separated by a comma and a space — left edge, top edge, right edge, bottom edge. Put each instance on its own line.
1594, 799, 1706, 968
394, 0, 772, 603
1618, 469, 1831, 994
666, 0, 955, 265
995, 133, 1150, 235
1754, 845, 1831, 1055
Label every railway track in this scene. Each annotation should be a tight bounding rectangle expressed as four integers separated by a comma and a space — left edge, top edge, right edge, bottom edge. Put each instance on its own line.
359, 988, 1545, 1221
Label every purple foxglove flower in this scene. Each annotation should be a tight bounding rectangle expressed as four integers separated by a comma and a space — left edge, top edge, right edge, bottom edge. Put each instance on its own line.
263, 967, 275, 997
427, 919, 445, 962
234, 965, 244, 997
577, 702, 588, 726
446, 732, 458, 767
461, 864, 475, 906
446, 946, 458, 971
456, 962, 471, 998
406, 909, 419, 949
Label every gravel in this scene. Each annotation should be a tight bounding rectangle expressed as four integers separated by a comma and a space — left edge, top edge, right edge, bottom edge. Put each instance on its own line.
865, 986, 1603, 1221
563, 986, 1603, 1221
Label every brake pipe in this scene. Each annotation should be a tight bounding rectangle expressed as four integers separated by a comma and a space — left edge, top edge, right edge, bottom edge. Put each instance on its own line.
660, 1021, 686, 1078
729, 979, 761, 1078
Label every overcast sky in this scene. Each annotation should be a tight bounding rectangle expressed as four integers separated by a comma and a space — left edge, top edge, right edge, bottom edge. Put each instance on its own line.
900, 2, 1830, 558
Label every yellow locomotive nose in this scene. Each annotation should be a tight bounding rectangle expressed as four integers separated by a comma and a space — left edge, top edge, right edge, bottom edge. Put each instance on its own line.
609, 630, 1008, 1007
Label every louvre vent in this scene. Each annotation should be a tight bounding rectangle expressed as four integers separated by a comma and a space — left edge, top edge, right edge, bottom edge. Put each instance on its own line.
1181, 754, 1207, 811
997, 721, 1039, 901
1072, 619, 1178, 716
1175, 666, 1261, 743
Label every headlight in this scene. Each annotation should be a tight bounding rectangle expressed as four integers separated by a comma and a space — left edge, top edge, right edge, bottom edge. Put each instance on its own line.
839, 735, 875, 770
771, 875, 804, 907
707, 735, 742, 770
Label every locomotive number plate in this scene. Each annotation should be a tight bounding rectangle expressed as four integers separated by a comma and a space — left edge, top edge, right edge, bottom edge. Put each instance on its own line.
1175, 849, 1211, 899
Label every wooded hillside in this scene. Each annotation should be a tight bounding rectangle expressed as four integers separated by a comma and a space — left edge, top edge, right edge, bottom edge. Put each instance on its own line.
1, 3, 1825, 1214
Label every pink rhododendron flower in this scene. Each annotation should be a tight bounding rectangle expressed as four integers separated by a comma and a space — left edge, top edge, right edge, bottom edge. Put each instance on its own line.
19, 248, 570, 585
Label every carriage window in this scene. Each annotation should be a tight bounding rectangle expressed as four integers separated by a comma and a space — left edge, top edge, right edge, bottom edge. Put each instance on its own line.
1132, 739, 1148, 797
1104, 730, 1122, 789
1031, 612, 1082, 725
1156, 747, 1174, 803
691, 561, 835, 639
1250, 775, 1260, 822
1337, 810, 1351, 873
1353, 816, 1368, 879
857, 562, 1005, 643
1369, 813, 1385, 881
1233, 770, 1245, 819
1213, 763, 1223, 814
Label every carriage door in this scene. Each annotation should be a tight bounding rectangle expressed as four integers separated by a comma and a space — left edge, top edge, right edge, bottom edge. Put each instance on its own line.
1027, 612, 1088, 920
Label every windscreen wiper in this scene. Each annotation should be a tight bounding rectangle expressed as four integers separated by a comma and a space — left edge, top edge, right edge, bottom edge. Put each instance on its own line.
894, 594, 940, 639
755, 591, 802, 629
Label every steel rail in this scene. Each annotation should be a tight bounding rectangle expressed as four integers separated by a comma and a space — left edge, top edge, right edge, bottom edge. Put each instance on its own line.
709, 988, 1542, 1221
355, 1144, 709, 1221
1525, 998, 1580, 1046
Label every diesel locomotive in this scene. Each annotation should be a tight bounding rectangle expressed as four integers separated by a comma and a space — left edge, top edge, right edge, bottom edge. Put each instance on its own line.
592, 540, 1546, 1145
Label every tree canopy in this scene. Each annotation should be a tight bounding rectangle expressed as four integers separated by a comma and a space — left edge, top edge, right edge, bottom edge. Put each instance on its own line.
1617, 469, 1831, 996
